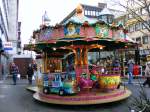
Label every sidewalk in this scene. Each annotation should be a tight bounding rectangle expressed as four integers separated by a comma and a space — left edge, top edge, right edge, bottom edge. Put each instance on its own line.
121, 77, 145, 85
0, 77, 36, 86
0, 77, 145, 85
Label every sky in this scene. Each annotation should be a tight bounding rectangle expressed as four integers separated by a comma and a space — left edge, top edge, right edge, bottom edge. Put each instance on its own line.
19, 0, 123, 46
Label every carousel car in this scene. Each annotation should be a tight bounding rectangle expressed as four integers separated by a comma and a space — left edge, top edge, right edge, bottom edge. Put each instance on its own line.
43, 74, 78, 95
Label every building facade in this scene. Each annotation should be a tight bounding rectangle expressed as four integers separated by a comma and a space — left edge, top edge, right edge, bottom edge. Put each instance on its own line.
115, 2, 150, 65
0, 0, 19, 79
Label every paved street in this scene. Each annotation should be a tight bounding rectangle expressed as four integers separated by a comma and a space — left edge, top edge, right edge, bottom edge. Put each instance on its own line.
0, 78, 150, 112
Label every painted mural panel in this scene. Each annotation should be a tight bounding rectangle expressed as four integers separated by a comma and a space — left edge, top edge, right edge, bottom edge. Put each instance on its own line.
64, 22, 80, 37
95, 24, 109, 38
37, 23, 126, 42
82, 26, 96, 37
39, 28, 53, 41
113, 29, 126, 40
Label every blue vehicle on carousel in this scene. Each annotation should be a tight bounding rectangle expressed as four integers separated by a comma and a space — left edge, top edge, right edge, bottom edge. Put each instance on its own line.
43, 73, 78, 96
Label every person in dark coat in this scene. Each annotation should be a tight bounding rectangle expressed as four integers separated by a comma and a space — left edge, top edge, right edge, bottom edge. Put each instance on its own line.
27, 64, 34, 85
10, 62, 19, 85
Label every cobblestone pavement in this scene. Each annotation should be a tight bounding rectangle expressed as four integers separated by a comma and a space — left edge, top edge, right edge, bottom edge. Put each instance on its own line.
0, 78, 150, 112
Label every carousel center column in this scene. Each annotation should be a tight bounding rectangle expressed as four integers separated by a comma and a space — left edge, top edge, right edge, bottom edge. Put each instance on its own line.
73, 46, 89, 83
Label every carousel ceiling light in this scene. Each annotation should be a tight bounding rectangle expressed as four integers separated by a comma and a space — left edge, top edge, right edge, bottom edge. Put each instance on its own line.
53, 47, 56, 51
100, 46, 103, 49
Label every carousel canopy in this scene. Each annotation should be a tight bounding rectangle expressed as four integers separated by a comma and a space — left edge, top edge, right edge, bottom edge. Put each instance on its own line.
24, 4, 137, 53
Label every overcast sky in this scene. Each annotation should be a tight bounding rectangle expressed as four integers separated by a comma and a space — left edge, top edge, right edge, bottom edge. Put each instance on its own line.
19, 0, 123, 46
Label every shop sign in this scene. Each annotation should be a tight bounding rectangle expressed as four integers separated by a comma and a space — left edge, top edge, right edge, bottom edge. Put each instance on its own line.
4, 42, 13, 50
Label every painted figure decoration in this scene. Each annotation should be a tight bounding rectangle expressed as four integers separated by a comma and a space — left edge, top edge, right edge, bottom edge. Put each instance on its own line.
119, 30, 126, 39
39, 28, 52, 41
95, 23, 109, 38
64, 22, 80, 36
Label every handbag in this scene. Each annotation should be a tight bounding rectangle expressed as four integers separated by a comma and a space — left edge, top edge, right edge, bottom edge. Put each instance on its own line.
32, 75, 35, 80
17, 74, 21, 79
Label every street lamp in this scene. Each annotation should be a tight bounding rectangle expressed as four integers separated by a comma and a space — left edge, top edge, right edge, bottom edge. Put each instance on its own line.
29, 37, 33, 58
135, 43, 140, 65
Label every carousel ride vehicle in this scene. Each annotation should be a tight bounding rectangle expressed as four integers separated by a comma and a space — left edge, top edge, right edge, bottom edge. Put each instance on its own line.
43, 73, 78, 95
25, 4, 137, 105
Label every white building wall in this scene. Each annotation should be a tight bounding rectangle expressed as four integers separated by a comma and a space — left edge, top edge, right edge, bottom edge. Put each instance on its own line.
8, 0, 18, 42
0, 0, 9, 40
0, 0, 19, 78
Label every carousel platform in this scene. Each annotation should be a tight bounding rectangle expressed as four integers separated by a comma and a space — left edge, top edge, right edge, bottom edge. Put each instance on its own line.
33, 86, 131, 105
26, 86, 39, 92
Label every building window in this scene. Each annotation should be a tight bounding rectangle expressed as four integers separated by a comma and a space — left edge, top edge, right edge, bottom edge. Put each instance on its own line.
128, 25, 135, 32
142, 22, 146, 29
135, 22, 142, 31
142, 35, 148, 44
90, 10, 92, 15
141, 8, 147, 15
108, 16, 113, 23
85, 10, 88, 15
92, 11, 95, 16
136, 37, 141, 44
142, 20, 149, 29
132, 38, 135, 41
128, 14, 132, 19
96, 11, 99, 16
101, 15, 107, 22
135, 10, 139, 14
87, 11, 91, 15
91, 11, 94, 16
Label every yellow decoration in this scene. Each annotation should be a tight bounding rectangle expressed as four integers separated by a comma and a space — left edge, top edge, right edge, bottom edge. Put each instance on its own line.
76, 4, 83, 14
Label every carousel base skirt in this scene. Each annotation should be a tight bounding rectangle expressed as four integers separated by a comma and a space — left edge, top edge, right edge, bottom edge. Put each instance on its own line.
33, 86, 131, 105
26, 86, 39, 92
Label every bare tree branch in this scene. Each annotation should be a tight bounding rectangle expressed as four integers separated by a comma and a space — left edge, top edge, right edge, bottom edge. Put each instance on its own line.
112, 0, 150, 33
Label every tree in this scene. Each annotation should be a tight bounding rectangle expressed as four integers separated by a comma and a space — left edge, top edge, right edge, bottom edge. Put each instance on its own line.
109, 0, 150, 65
111, 0, 150, 32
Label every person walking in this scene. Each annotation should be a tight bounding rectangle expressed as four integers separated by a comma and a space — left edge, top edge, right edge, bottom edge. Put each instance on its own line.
143, 61, 150, 87
31, 60, 38, 84
27, 64, 34, 85
10, 62, 19, 85
127, 59, 134, 84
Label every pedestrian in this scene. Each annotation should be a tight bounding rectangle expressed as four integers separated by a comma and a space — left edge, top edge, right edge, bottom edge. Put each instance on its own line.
10, 62, 19, 85
31, 60, 38, 83
27, 64, 34, 85
32, 60, 37, 72
143, 61, 150, 87
31, 60, 37, 75
127, 59, 134, 84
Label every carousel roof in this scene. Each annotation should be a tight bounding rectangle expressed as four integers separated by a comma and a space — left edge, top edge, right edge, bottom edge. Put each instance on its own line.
64, 15, 98, 25
24, 5, 137, 54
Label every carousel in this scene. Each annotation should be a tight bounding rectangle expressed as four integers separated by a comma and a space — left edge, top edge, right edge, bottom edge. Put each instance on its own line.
25, 5, 136, 105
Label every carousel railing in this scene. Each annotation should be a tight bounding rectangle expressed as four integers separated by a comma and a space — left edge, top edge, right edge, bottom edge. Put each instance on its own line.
90, 66, 121, 75
90, 66, 121, 90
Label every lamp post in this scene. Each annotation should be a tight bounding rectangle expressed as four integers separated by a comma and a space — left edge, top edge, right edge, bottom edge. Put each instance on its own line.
135, 43, 140, 65
29, 37, 33, 58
